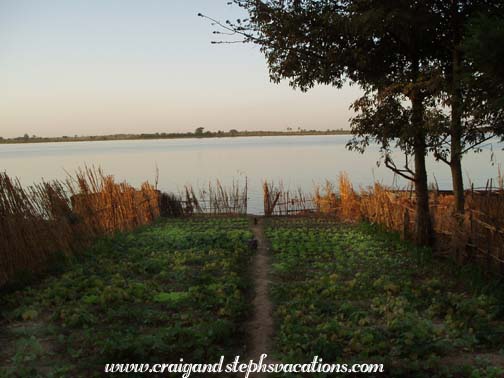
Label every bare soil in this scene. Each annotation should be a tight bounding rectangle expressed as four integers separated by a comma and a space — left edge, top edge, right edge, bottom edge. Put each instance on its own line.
245, 217, 275, 377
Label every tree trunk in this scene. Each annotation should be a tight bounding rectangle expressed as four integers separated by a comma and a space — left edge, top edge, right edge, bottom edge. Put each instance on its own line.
413, 139, 433, 246
450, 86, 465, 213
450, 2, 465, 214
450, 153, 464, 213
412, 95, 433, 246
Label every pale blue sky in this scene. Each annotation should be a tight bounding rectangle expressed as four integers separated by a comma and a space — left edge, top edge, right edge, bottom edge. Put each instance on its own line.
0, 0, 362, 138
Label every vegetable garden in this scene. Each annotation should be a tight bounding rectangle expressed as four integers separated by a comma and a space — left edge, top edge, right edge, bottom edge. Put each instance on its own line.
266, 217, 504, 377
2, 203, 504, 377
0, 217, 253, 377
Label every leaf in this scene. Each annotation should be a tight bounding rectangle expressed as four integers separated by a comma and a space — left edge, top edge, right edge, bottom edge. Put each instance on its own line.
82, 295, 99, 305
21, 309, 38, 321
153, 291, 190, 305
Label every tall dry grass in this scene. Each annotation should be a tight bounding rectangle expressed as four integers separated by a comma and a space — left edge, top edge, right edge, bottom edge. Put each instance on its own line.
183, 179, 248, 215
0, 175, 74, 287
337, 174, 362, 221
0, 167, 160, 288
314, 181, 338, 215
157, 179, 248, 216
70, 168, 159, 234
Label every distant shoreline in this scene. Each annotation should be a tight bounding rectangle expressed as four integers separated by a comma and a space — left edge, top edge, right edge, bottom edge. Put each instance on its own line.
0, 130, 352, 145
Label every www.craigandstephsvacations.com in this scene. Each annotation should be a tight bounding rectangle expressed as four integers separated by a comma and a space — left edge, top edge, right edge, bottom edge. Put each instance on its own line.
104, 355, 384, 376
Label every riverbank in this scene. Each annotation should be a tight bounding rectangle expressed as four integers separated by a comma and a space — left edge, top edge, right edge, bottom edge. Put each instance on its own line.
0, 130, 351, 145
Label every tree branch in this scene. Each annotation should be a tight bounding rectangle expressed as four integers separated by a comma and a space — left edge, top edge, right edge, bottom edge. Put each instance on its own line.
433, 152, 451, 165
461, 134, 496, 155
385, 155, 416, 182
198, 13, 326, 60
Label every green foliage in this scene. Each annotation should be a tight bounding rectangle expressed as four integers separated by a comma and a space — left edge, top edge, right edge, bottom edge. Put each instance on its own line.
213, 0, 504, 244
153, 291, 190, 306
465, 13, 504, 88
0, 217, 253, 377
217, 0, 454, 245
266, 217, 504, 377
464, 12, 504, 123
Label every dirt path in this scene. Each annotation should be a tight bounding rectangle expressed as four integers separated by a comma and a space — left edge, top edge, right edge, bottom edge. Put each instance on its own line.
246, 217, 274, 376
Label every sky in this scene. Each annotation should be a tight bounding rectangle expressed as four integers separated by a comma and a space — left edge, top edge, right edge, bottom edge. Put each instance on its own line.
0, 0, 363, 138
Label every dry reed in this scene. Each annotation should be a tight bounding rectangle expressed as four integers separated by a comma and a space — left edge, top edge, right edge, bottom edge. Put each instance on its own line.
178, 179, 248, 215
314, 181, 338, 215
263, 181, 313, 216
0, 167, 160, 287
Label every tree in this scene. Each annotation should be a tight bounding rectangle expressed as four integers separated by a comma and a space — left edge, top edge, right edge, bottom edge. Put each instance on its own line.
195, 127, 205, 135
202, 0, 441, 245
465, 12, 504, 96
428, 1, 504, 214
463, 12, 504, 143
347, 1, 443, 246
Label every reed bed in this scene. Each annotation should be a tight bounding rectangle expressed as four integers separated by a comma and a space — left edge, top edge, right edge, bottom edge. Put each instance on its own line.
0, 168, 159, 288
70, 168, 159, 234
314, 181, 338, 215
0, 175, 74, 287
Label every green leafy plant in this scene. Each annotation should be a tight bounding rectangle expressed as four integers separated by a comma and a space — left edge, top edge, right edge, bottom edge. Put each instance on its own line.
266, 217, 504, 377
0, 217, 253, 377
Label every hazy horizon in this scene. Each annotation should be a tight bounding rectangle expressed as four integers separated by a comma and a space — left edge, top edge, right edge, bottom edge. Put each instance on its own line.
1, 128, 353, 140
0, 0, 362, 139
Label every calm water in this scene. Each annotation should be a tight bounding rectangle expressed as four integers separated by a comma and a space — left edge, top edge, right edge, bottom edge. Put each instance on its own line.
1, 135, 502, 213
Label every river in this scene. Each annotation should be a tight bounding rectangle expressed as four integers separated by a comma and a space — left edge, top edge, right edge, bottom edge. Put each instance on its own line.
1, 135, 502, 213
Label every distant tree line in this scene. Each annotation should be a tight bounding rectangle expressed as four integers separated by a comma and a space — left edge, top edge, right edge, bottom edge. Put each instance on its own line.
201, 0, 504, 245
0, 128, 351, 144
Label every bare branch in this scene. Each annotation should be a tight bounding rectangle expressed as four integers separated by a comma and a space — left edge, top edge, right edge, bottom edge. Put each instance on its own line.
433, 152, 451, 165
198, 12, 326, 60
461, 134, 496, 155
211, 41, 245, 44
385, 155, 416, 182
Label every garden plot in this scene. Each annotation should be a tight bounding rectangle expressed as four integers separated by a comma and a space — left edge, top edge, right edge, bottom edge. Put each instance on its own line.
0, 217, 253, 378
266, 217, 504, 378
